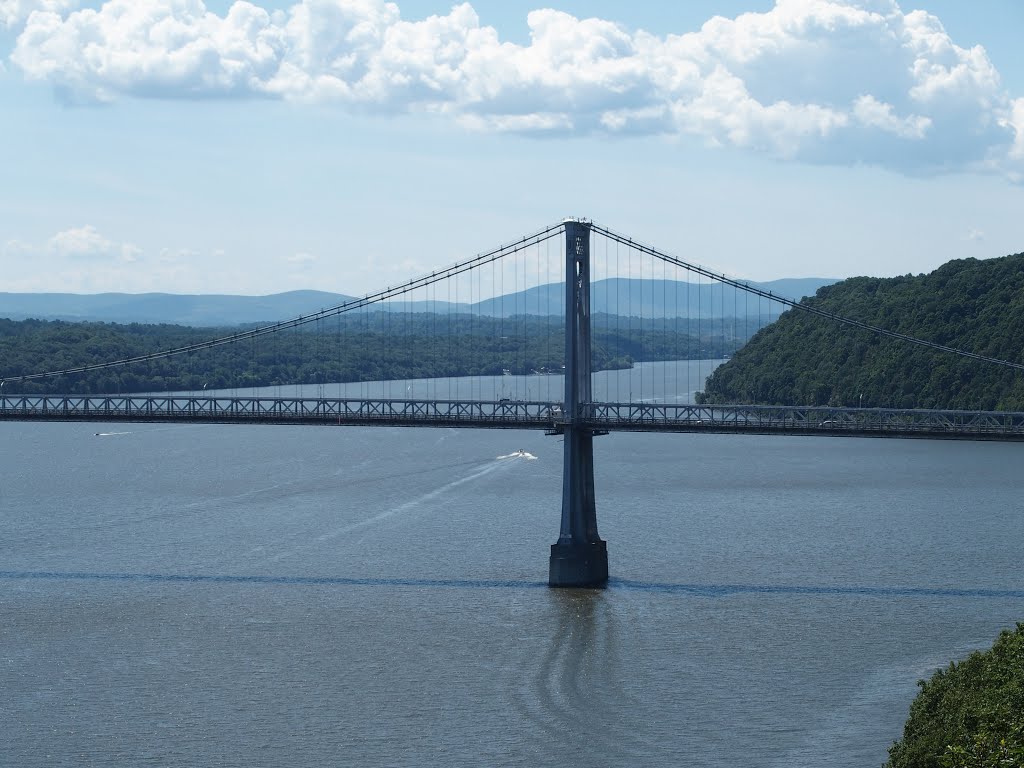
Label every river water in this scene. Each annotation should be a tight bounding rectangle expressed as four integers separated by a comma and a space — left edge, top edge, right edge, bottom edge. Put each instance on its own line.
2, 362, 1023, 767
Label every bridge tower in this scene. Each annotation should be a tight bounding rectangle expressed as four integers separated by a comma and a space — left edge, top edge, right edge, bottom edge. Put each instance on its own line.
549, 220, 609, 588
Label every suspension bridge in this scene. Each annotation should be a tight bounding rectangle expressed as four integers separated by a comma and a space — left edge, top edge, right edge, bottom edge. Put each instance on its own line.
3, 219, 1023, 587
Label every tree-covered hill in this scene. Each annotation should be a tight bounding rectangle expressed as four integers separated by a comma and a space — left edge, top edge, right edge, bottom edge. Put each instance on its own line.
885, 624, 1024, 768
0, 312, 756, 395
698, 252, 1024, 411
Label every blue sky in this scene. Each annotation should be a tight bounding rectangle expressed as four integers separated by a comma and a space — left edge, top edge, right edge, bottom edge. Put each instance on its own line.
1, 0, 1022, 295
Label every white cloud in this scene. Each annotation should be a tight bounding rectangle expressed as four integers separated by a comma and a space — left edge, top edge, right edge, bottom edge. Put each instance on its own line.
903, 10, 1000, 106
8, 0, 1024, 177
853, 95, 930, 139
0, 230, 235, 292
1007, 98, 1024, 160
11, 1, 287, 102
48, 225, 141, 262
2, 226, 141, 292
0, 0, 75, 30
285, 252, 317, 264
459, 111, 573, 134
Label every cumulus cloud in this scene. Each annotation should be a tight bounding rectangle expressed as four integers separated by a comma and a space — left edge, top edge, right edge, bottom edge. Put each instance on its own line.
0, 229, 234, 292
0, 0, 75, 29
48, 225, 141, 262
1007, 98, 1024, 159
7, 0, 1024, 177
2, 225, 142, 292
853, 95, 930, 139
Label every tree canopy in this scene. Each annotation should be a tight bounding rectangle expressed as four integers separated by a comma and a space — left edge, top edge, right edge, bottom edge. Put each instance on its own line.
885, 624, 1024, 768
0, 312, 759, 395
698, 252, 1024, 410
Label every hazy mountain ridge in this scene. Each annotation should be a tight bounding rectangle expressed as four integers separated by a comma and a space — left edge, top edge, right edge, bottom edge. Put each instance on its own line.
0, 278, 835, 326
0, 290, 357, 327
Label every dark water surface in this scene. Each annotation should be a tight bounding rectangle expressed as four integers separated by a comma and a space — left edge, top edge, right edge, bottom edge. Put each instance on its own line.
3, 374, 1024, 766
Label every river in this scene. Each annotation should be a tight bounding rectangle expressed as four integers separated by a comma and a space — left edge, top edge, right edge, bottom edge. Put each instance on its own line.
2, 361, 1022, 766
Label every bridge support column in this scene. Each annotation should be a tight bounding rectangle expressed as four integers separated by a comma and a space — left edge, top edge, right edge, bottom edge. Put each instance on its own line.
549, 220, 608, 588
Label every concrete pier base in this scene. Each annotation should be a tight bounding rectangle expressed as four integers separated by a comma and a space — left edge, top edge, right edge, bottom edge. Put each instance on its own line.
548, 540, 608, 588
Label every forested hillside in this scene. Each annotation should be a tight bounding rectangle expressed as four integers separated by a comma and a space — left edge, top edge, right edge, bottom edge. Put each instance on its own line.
0, 312, 756, 395
885, 624, 1024, 768
698, 252, 1024, 411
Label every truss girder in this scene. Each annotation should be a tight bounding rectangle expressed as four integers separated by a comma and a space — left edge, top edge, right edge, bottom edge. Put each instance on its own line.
4, 396, 1024, 440
0, 395, 561, 429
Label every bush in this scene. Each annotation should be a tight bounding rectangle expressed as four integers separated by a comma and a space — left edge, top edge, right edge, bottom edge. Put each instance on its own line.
885, 624, 1024, 768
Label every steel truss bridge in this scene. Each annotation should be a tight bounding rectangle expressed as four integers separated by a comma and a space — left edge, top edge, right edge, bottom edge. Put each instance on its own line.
4, 394, 1024, 441
5, 219, 1024, 586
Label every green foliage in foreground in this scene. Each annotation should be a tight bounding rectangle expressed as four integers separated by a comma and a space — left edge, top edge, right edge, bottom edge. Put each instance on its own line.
885, 624, 1024, 768
0, 312, 757, 395
699, 252, 1024, 410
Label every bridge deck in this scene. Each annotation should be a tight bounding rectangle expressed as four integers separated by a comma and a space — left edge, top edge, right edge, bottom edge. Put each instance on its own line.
4, 395, 1024, 441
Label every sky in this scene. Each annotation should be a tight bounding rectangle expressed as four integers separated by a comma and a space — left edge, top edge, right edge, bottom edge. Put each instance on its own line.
1, 0, 1023, 296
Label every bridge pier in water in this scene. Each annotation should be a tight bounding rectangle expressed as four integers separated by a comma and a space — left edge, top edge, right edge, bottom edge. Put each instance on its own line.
549, 220, 609, 588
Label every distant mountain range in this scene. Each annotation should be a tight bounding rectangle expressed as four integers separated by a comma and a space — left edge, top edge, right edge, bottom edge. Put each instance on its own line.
0, 290, 357, 327
476, 277, 835, 318
0, 278, 835, 327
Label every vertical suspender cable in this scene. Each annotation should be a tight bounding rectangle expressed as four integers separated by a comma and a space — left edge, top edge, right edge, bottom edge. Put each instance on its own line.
687, 267, 691, 403
638, 239, 643, 404
662, 252, 667, 403
447, 261, 452, 401
697, 269, 702, 403
628, 239, 633, 404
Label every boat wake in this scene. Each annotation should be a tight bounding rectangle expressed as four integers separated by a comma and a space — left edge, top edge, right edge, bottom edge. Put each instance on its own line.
498, 450, 538, 460
265, 459, 512, 561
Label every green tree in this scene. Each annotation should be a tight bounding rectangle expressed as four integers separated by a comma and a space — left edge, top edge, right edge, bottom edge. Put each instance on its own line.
699, 252, 1024, 411
885, 624, 1024, 768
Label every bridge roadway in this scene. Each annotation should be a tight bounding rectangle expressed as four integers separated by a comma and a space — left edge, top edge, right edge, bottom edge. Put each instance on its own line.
4, 394, 1024, 441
